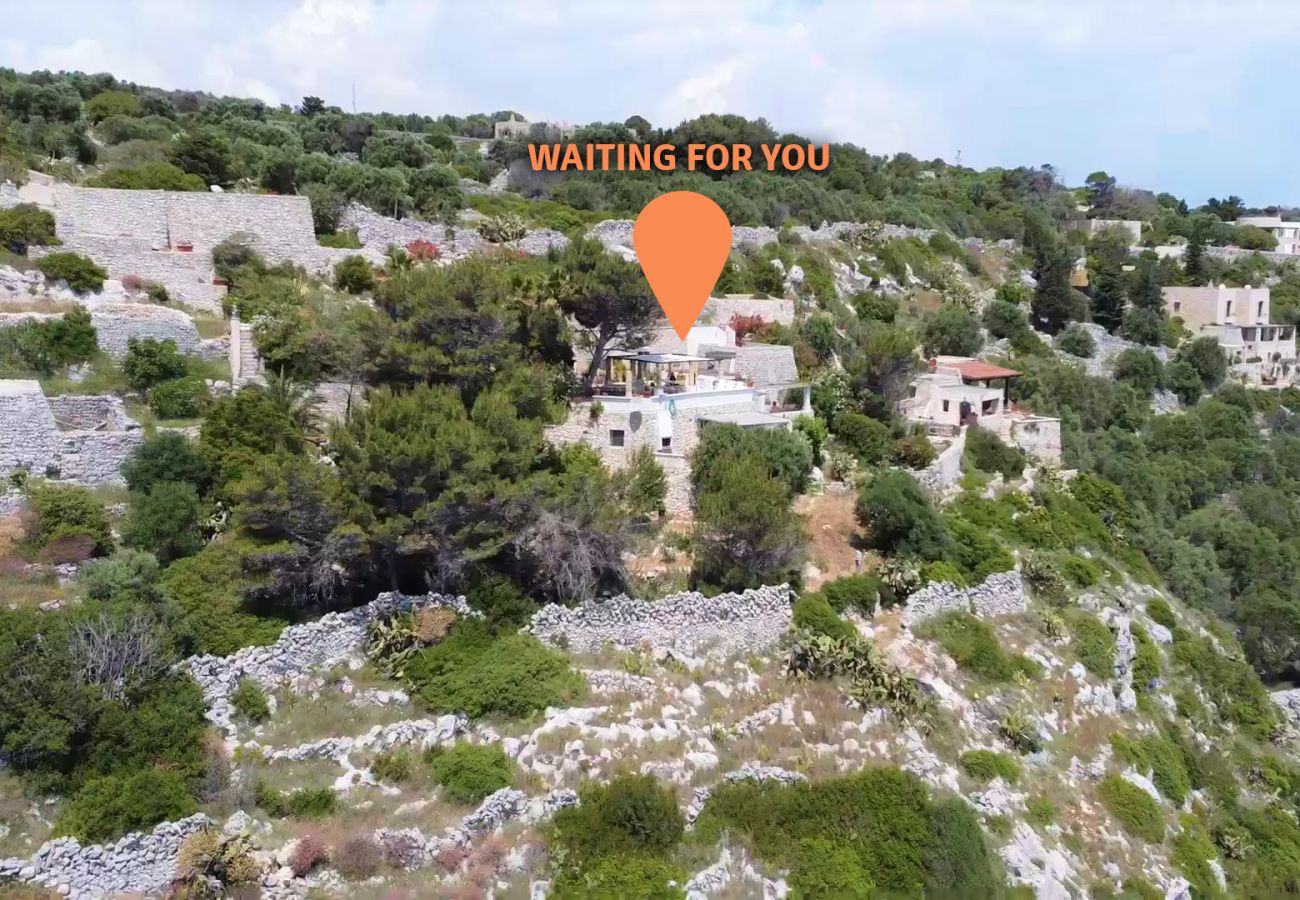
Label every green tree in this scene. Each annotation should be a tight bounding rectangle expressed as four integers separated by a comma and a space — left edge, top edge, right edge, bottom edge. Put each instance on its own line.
1180, 336, 1228, 391
856, 471, 949, 559
123, 337, 186, 390
84, 90, 141, 123
1184, 225, 1207, 286
122, 481, 204, 564
1122, 257, 1169, 346
692, 454, 805, 592
1087, 227, 1130, 331
123, 432, 211, 495
921, 305, 983, 357
167, 128, 237, 187
621, 446, 666, 520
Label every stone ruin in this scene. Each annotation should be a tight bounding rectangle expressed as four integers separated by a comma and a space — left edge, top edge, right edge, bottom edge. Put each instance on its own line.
0, 380, 141, 485
900, 570, 1029, 628
0, 301, 202, 360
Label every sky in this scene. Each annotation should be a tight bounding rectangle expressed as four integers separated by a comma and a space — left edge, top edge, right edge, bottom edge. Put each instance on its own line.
2, 0, 1297, 206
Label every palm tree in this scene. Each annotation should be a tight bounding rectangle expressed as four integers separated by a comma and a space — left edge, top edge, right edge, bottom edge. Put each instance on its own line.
263, 370, 323, 443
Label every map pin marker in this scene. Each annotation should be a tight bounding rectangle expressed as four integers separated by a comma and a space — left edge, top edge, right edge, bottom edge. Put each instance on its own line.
633, 191, 732, 340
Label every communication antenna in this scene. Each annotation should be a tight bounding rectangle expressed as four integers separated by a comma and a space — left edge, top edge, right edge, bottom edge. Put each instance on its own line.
352, 83, 356, 114
955, 149, 963, 167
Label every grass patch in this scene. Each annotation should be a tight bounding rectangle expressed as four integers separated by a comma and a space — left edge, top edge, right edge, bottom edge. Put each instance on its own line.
1067, 612, 1115, 679
959, 749, 1021, 784
1098, 775, 1164, 843
914, 612, 1041, 682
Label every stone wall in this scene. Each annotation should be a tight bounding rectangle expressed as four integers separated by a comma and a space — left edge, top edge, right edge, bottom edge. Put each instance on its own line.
916, 427, 966, 494
529, 584, 794, 657
0, 380, 59, 475
0, 813, 210, 898
0, 380, 141, 485
182, 591, 474, 743
901, 570, 1028, 628
32, 236, 225, 312
47, 394, 133, 430
339, 203, 567, 260
702, 296, 795, 326
89, 303, 201, 357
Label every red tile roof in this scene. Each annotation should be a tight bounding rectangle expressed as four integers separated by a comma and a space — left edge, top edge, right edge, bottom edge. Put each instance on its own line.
945, 360, 1022, 381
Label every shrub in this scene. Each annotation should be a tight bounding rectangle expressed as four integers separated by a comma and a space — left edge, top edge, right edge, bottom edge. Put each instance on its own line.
230, 678, 270, 723
1059, 554, 1100, 587
24, 483, 113, 556
1131, 623, 1162, 691
317, 230, 362, 249
892, 431, 937, 468
815, 575, 880, 614
149, 375, 209, 419
333, 254, 375, 294
371, 748, 416, 783
255, 782, 337, 819
36, 251, 107, 293
464, 576, 537, 631
0, 204, 58, 249
1027, 796, 1057, 827
921, 305, 983, 357
123, 431, 210, 494
427, 743, 513, 804
695, 767, 998, 896
792, 415, 828, 461
551, 856, 687, 900
856, 471, 950, 560
1098, 775, 1164, 843
690, 423, 814, 497
286, 832, 328, 876
145, 281, 170, 304
122, 337, 187, 390
960, 749, 1022, 784
915, 612, 1040, 682
788, 838, 874, 898
965, 425, 1027, 479
477, 213, 526, 243
55, 769, 197, 842
122, 480, 204, 564
1068, 612, 1116, 679
80, 548, 161, 606
551, 775, 685, 871
831, 411, 893, 465
212, 239, 264, 283
1022, 552, 1067, 600
86, 162, 206, 191
405, 619, 583, 718
1056, 325, 1097, 358
333, 833, 381, 880
792, 594, 856, 641
0, 308, 97, 373
1110, 732, 1191, 804
622, 446, 666, 520
943, 515, 1015, 583
999, 710, 1043, 754
1146, 597, 1177, 629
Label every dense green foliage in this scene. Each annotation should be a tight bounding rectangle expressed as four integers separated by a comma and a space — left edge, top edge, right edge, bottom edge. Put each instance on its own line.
36, 251, 107, 292
696, 767, 1001, 896
1098, 775, 1165, 843
960, 749, 1022, 784
427, 742, 514, 804
915, 612, 1040, 682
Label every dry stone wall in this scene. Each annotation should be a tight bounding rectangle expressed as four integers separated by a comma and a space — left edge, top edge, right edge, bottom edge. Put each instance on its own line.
0, 380, 60, 475
0, 381, 142, 485
183, 591, 474, 743
46, 394, 134, 430
529, 584, 794, 657
88, 303, 200, 357
901, 570, 1028, 627
0, 813, 210, 898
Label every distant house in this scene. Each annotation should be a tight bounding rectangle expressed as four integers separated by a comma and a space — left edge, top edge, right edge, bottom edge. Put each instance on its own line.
493, 114, 576, 140
1235, 216, 1300, 255
545, 324, 809, 514
1086, 219, 1143, 244
900, 357, 1062, 464
1163, 284, 1297, 387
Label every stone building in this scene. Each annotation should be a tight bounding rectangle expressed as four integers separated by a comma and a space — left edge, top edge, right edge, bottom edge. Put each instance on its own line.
545, 326, 810, 514
1085, 219, 1143, 244
1162, 284, 1297, 387
901, 357, 1063, 467
0, 381, 142, 484
7, 180, 329, 312
1236, 216, 1300, 255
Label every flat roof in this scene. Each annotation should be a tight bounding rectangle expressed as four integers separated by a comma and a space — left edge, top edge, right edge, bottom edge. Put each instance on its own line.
699, 411, 791, 428
608, 351, 712, 364
941, 360, 1022, 381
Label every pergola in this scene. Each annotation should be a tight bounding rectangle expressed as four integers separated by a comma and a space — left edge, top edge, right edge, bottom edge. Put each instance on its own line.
942, 359, 1023, 405
599, 351, 714, 397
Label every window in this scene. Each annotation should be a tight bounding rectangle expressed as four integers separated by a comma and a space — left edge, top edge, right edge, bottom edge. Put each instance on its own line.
941, 400, 950, 412
609, 429, 625, 447
1259, 301, 1265, 317
1226, 300, 1233, 316
982, 399, 998, 415
661, 436, 672, 450
1173, 301, 1181, 312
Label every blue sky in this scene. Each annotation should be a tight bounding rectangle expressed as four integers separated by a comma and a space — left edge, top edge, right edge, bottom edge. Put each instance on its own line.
3, 0, 1295, 206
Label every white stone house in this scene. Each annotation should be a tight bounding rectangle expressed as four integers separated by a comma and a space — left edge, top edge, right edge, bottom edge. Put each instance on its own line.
1236, 216, 1300, 255
1162, 284, 1297, 387
900, 357, 1062, 466
545, 326, 810, 514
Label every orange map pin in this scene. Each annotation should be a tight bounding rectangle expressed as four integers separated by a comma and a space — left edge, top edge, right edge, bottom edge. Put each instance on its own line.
633, 191, 732, 340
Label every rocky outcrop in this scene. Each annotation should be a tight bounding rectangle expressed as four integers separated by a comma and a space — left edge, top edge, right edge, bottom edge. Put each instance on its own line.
529, 584, 794, 657
0, 814, 210, 899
